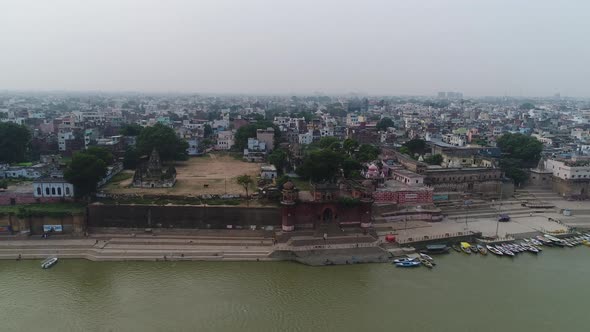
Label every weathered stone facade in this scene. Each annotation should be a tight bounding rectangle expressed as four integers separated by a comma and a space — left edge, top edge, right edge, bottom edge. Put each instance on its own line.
280, 181, 373, 232
133, 149, 177, 188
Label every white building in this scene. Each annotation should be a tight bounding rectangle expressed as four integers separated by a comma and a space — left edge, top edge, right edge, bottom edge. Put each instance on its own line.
544, 158, 590, 180
33, 179, 74, 198
298, 132, 313, 145
216, 131, 234, 150
58, 131, 75, 151
260, 165, 277, 180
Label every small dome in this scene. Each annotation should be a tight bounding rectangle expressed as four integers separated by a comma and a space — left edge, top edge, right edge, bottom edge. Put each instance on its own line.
283, 181, 294, 190
368, 164, 378, 171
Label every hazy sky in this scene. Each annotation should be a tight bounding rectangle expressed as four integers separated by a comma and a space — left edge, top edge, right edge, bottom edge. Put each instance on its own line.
1, 0, 589, 96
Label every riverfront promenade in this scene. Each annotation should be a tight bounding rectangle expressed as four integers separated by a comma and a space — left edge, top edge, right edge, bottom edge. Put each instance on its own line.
0, 232, 276, 262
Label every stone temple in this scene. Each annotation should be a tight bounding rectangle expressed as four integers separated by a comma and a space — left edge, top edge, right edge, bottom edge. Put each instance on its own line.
132, 149, 177, 188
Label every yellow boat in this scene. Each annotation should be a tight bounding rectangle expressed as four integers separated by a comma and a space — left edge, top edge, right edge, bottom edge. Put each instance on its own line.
582, 240, 590, 247
460, 242, 472, 254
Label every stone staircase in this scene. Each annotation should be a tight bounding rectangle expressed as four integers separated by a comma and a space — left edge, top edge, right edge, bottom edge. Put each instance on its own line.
0, 236, 274, 262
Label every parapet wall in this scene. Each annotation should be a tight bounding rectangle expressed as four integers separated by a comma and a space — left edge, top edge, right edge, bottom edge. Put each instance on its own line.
87, 204, 282, 229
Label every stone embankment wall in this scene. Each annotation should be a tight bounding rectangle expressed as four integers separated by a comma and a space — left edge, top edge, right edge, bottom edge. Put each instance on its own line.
87, 204, 282, 229
0, 214, 85, 235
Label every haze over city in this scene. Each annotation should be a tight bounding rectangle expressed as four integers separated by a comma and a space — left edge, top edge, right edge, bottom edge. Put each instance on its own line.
1, 0, 589, 97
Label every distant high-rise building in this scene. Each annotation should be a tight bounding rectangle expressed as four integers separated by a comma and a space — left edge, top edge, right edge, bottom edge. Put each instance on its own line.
437, 92, 446, 99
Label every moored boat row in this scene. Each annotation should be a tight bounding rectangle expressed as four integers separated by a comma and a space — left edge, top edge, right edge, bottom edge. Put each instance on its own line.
454, 233, 590, 259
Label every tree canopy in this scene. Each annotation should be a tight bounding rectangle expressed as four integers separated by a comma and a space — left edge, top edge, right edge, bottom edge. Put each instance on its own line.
236, 174, 254, 198
496, 133, 543, 166
0, 123, 31, 163
119, 124, 143, 136
376, 117, 395, 131
136, 124, 188, 161
268, 148, 288, 174
84, 146, 113, 165
402, 139, 428, 156
64, 152, 107, 198
424, 154, 443, 165
297, 149, 346, 182
296, 138, 376, 182
496, 133, 543, 185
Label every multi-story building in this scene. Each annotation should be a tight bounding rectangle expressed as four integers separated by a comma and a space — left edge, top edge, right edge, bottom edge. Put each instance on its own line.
216, 131, 234, 150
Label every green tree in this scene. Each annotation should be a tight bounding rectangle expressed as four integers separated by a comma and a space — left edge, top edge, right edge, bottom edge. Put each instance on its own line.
296, 149, 345, 182
399, 146, 411, 156
0, 179, 7, 189
355, 144, 380, 162
343, 138, 359, 156
500, 159, 528, 186
424, 154, 443, 165
342, 158, 362, 178
268, 148, 288, 174
203, 124, 213, 138
496, 133, 543, 167
84, 146, 113, 165
119, 124, 143, 136
318, 136, 340, 149
123, 147, 140, 169
136, 124, 188, 161
496, 133, 542, 184
236, 174, 254, 198
402, 139, 427, 156
0, 123, 31, 163
64, 152, 107, 198
376, 117, 395, 131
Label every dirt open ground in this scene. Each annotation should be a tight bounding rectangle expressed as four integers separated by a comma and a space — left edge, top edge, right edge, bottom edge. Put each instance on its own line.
103, 154, 262, 196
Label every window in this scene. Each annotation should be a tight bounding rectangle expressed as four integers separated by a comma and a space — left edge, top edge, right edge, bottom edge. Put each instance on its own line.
66, 187, 70, 195
37, 187, 42, 196
51, 188, 56, 195
57, 187, 62, 195
45, 187, 50, 195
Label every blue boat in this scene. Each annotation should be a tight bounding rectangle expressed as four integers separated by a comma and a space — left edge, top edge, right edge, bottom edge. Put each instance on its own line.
395, 261, 421, 267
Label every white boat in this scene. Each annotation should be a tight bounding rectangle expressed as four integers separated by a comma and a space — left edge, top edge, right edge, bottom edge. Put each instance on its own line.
419, 253, 434, 262
41, 257, 58, 269
393, 257, 417, 264
486, 245, 503, 256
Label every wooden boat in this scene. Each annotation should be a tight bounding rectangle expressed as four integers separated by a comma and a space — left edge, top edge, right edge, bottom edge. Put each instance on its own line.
582, 240, 590, 247
476, 244, 488, 255
451, 244, 462, 253
424, 244, 450, 254
393, 257, 416, 264
41, 257, 58, 269
460, 242, 472, 254
395, 261, 421, 267
422, 260, 433, 269
496, 245, 514, 256
486, 245, 503, 256
419, 253, 435, 262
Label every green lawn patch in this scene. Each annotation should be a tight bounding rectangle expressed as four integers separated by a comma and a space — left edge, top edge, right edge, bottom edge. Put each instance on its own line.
0, 202, 86, 218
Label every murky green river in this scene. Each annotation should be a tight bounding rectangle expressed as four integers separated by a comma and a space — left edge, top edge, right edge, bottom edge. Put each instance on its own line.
1, 247, 589, 332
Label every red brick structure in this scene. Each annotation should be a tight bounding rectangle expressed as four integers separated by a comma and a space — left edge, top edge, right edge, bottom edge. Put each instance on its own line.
280, 180, 373, 232
372, 189, 433, 205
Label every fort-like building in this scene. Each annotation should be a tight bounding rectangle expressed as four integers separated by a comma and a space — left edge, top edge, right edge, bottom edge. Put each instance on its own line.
280, 180, 373, 232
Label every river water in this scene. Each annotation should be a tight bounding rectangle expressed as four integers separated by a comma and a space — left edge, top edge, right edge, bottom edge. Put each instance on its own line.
1, 246, 589, 332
